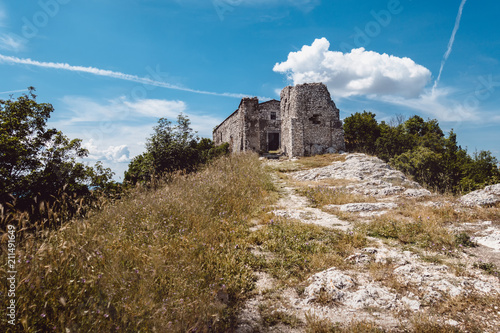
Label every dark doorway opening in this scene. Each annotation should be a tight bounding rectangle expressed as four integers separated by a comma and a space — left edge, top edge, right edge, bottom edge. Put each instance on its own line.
268, 133, 280, 151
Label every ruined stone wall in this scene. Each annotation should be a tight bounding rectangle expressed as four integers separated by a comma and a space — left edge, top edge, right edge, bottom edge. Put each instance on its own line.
280, 86, 303, 157
257, 100, 281, 152
214, 82, 345, 157
213, 107, 244, 153
240, 98, 261, 152
280, 83, 345, 157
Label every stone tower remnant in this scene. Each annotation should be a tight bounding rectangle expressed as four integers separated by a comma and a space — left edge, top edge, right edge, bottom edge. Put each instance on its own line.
213, 82, 345, 157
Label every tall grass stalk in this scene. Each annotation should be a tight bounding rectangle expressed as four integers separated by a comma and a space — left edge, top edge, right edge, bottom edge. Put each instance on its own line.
0, 153, 275, 332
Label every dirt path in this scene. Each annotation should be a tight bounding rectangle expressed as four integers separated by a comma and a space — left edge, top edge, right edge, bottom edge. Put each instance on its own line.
272, 179, 353, 231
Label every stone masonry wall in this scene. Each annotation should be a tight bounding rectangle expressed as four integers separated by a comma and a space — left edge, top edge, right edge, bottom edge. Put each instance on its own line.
213, 82, 345, 157
213, 103, 244, 153
241, 97, 260, 152
258, 100, 281, 152
280, 83, 345, 157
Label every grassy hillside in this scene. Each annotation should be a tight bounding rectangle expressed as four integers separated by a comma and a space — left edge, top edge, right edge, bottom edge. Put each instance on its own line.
3, 153, 499, 332
1, 153, 275, 332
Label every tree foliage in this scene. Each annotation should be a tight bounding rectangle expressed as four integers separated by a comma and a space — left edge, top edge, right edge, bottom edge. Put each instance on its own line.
1, 88, 118, 227
343, 111, 380, 154
124, 114, 229, 185
343, 111, 500, 193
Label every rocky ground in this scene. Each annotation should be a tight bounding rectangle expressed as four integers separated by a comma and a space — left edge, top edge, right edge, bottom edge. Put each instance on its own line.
236, 153, 500, 332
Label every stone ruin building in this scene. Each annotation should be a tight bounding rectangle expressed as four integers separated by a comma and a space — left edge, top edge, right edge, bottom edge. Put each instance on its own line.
213, 82, 345, 158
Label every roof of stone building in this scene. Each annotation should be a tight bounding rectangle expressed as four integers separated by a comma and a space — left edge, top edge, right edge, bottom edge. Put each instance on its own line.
212, 98, 280, 133
258, 99, 280, 105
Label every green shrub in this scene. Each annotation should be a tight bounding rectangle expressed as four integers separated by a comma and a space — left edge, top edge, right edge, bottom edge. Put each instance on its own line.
124, 115, 229, 185
343, 112, 500, 194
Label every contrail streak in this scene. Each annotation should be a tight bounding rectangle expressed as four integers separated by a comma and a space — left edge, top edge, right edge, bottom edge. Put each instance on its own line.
0, 89, 28, 95
0, 54, 271, 100
433, 0, 468, 91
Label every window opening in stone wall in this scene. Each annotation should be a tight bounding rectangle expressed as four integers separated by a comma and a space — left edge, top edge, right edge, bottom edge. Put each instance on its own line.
270, 112, 276, 120
309, 114, 321, 125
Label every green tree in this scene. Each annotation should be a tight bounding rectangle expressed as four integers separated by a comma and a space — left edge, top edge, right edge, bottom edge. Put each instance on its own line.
439, 130, 470, 192
124, 114, 228, 185
390, 146, 443, 190
0, 88, 116, 223
404, 116, 444, 153
375, 121, 414, 161
343, 111, 380, 154
343, 110, 500, 194
460, 150, 500, 192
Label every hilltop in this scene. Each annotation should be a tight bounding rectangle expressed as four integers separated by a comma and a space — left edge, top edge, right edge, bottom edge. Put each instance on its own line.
2, 153, 500, 332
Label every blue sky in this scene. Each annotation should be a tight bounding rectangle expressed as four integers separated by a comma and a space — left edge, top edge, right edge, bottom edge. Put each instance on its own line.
1, 0, 499, 180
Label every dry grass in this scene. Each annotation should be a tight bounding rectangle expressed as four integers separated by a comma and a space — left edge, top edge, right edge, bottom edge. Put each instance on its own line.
361, 216, 455, 251
408, 314, 462, 333
0, 188, 115, 237
0, 153, 276, 332
304, 313, 385, 333
249, 218, 366, 286
266, 154, 346, 174
361, 197, 500, 254
296, 154, 347, 170
462, 202, 500, 224
266, 160, 303, 173
410, 293, 500, 332
290, 177, 359, 188
359, 200, 460, 250
300, 185, 377, 207
258, 298, 302, 328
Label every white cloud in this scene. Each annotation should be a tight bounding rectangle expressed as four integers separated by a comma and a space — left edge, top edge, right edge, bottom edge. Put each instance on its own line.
83, 140, 130, 163
49, 96, 223, 180
53, 95, 222, 152
434, 0, 468, 89
273, 38, 432, 99
377, 87, 480, 122
57, 96, 187, 124
0, 88, 28, 95
273, 37, 489, 124
56, 96, 220, 135
123, 98, 187, 118
0, 34, 26, 52
0, 5, 27, 52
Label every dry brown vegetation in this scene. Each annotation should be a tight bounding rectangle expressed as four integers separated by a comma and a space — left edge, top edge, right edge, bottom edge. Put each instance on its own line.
249, 218, 366, 286
0, 153, 275, 332
304, 313, 385, 333
266, 153, 347, 173
300, 186, 377, 207
295, 154, 347, 170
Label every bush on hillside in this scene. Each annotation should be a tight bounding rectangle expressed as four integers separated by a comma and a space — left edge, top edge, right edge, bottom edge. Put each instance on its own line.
343, 111, 500, 193
124, 114, 229, 185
